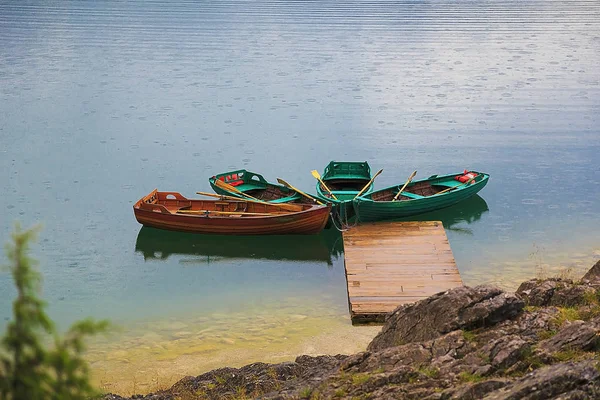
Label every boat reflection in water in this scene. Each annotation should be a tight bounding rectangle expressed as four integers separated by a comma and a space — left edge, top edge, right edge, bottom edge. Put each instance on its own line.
392, 194, 489, 235
135, 226, 343, 266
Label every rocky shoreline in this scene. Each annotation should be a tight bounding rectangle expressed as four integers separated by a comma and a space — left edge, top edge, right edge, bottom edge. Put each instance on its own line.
105, 260, 600, 399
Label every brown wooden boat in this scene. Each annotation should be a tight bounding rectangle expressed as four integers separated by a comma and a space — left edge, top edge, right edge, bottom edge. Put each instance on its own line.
133, 189, 331, 235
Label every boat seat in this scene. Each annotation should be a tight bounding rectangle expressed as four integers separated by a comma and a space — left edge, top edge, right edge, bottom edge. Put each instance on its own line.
175, 205, 192, 213
437, 180, 462, 188
401, 192, 424, 199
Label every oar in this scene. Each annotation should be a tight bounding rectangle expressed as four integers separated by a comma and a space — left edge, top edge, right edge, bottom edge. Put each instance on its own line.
392, 170, 418, 201
196, 191, 250, 201
212, 179, 303, 212
197, 190, 300, 209
276, 178, 324, 205
437, 176, 476, 195
354, 168, 383, 199
177, 209, 287, 216
310, 170, 338, 200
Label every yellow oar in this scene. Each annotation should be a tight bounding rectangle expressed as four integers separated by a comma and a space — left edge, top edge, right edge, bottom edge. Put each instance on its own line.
392, 170, 418, 201
212, 179, 303, 212
310, 170, 338, 200
437, 176, 476, 195
197, 190, 299, 209
276, 178, 324, 205
354, 168, 383, 199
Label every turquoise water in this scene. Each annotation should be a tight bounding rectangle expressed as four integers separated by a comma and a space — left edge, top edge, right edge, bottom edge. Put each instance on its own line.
1, 0, 599, 391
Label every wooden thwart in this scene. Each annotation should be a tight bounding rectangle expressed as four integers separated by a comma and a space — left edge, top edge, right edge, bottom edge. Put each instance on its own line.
342, 221, 462, 323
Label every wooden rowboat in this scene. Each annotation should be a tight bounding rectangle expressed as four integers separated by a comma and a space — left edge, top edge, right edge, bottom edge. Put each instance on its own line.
133, 190, 331, 235
314, 161, 373, 220
209, 169, 302, 203
353, 171, 489, 222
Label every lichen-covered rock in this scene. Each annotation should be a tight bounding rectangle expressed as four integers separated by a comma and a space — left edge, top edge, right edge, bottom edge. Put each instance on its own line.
476, 306, 559, 344
368, 285, 524, 351
342, 330, 468, 374
550, 283, 597, 307
516, 279, 560, 306
537, 320, 600, 355
439, 379, 509, 400
481, 335, 529, 370
517, 277, 599, 308
482, 361, 600, 399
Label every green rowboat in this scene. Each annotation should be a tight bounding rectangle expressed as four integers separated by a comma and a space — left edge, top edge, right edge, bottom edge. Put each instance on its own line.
315, 161, 373, 219
353, 171, 489, 222
209, 169, 302, 203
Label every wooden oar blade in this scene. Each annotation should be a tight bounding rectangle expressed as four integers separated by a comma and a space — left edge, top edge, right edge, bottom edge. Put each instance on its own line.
354, 168, 383, 199
392, 170, 417, 201
310, 169, 338, 200
276, 178, 291, 187
277, 178, 324, 205
214, 178, 246, 196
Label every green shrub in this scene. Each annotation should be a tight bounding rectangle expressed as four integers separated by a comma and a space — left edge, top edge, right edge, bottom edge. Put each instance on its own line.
0, 225, 108, 400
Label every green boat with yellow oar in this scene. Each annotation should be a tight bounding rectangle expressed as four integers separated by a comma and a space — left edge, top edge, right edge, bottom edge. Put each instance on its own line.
353, 170, 490, 222
312, 161, 380, 222
209, 169, 304, 203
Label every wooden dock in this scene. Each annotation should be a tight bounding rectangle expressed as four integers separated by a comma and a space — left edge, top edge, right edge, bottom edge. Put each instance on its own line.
342, 221, 462, 323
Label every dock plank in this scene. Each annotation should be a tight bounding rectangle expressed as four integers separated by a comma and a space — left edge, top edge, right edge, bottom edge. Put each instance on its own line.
343, 221, 462, 323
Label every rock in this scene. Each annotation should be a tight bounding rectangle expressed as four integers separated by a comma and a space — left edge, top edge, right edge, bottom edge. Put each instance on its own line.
343, 330, 469, 374
581, 259, 600, 284
517, 278, 597, 308
164, 361, 306, 400
368, 286, 524, 351
537, 320, 600, 355
477, 306, 559, 343
550, 284, 597, 307
440, 379, 509, 400
294, 354, 347, 381
480, 335, 529, 370
341, 343, 432, 373
516, 279, 560, 306
482, 361, 600, 399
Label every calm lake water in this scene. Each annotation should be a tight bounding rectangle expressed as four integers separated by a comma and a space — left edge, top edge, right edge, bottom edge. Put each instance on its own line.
1, 0, 599, 394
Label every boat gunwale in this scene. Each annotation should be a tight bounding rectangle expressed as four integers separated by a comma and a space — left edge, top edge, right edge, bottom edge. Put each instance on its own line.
133, 190, 328, 219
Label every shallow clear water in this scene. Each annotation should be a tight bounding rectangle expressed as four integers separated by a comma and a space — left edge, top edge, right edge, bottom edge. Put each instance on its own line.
1, 0, 599, 393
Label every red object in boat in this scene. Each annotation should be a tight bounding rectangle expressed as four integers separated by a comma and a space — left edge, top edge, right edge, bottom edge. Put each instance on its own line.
455, 170, 478, 183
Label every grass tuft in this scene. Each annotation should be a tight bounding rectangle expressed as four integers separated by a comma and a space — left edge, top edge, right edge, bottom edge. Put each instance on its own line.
351, 373, 371, 386
552, 307, 582, 326
417, 366, 440, 379
537, 329, 558, 341
462, 330, 477, 343
458, 371, 485, 383
299, 387, 312, 399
